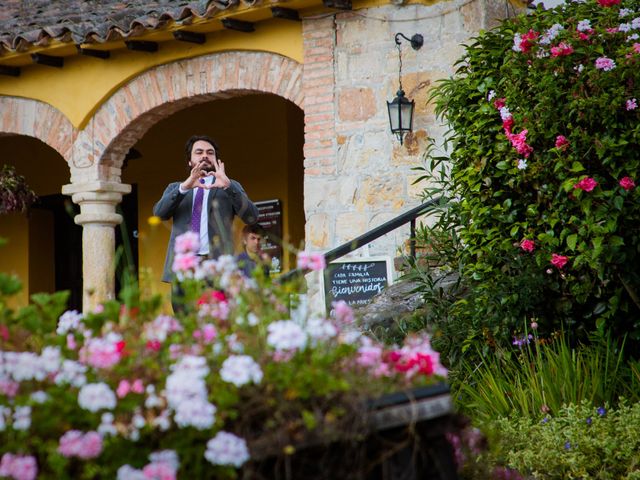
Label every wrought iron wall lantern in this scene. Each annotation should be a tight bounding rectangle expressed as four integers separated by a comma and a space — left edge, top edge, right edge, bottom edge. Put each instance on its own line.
387, 33, 423, 145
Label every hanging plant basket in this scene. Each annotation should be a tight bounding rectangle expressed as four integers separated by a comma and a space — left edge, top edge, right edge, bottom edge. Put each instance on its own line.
0, 164, 37, 214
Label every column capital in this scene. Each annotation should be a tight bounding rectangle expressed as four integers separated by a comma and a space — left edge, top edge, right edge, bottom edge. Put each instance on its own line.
62, 181, 132, 226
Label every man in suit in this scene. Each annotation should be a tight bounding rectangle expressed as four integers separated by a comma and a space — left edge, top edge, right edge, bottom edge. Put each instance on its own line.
153, 135, 259, 310
237, 224, 271, 278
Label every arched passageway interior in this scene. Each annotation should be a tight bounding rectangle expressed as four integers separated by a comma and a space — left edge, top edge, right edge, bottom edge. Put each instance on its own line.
120, 92, 305, 299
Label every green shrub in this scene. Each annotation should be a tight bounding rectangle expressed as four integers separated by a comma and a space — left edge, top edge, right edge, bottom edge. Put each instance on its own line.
487, 400, 640, 479
415, 0, 640, 364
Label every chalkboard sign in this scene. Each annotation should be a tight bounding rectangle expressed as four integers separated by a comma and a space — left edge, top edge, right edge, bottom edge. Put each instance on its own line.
323, 257, 392, 312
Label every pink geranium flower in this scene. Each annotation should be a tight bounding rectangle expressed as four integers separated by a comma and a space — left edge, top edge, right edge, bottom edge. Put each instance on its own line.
172, 252, 199, 273
626, 98, 637, 110
574, 177, 598, 192
555, 135, 569, 149
58, 431, 103, 459
506, 130, 534, 158
493, 98, 506, 110
297, 252, 326, 271
597, 0, 620, 6
619, 177, 636, 190
520, 239, 535, 253
551, 254, 569, 269
0, 453, 38, 480
595, 57, 616, 71
174, 231, 200, 254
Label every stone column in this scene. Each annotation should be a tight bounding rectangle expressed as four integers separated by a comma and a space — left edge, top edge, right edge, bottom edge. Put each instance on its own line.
61, 181, 132, 312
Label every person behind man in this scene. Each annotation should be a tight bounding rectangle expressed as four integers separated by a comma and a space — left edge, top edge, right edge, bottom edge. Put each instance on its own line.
237, 224, 271, 278
153, 135, 259, 311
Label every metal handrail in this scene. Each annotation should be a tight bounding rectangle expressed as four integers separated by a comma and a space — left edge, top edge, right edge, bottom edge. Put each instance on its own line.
278, 196, 443, 282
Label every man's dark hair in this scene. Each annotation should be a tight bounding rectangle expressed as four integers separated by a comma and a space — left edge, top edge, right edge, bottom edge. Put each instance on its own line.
184, 135, 220, 167
242, 223, 263, 237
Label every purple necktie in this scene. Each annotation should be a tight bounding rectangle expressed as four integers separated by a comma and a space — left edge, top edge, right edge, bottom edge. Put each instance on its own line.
190, 186, 204, 234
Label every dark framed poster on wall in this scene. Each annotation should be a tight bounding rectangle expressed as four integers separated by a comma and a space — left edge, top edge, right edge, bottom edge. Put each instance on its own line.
255, 199, 283, 274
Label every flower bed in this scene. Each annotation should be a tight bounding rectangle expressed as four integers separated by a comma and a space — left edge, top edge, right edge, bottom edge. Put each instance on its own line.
0, 232, 447, 479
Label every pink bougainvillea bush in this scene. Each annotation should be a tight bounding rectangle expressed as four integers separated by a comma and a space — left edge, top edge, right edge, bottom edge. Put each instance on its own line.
417, 0, 640, 362
0, 233, 446, 479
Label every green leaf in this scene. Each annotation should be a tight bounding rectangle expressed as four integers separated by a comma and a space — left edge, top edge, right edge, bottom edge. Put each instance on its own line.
566, 234, 578, 251
570, 162, 585, 173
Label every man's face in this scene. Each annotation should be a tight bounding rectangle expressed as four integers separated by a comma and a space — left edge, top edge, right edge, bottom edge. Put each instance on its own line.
244, 233, 261, 254
189, 140, 216, 172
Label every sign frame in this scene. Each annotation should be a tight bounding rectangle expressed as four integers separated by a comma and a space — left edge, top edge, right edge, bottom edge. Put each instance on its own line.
321, 256, 394, 314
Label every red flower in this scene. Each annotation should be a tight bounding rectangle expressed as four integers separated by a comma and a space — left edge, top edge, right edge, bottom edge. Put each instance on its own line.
0, 324, 8, 342
574, 177, 598, 192
146, 340, 162, 352
115, 341, 126, 353
551, 254, 569, 269
619, 177, 636, 191
197, 290, 227, 305
555, 135, 569, 149
519, 30, 539, 53
502, 116, 514, 133
597, 0, 620, 6
493, 98, 506, 110
520, 239, 535, 253
550, 42, 574, 57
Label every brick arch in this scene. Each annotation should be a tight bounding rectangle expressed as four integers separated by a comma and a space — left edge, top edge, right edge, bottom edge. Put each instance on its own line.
84, 51, 303, 177
0, 96, 77, 162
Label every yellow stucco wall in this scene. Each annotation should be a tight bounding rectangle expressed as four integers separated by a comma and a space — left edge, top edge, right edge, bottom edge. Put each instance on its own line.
0, 20, 302, 129
0, 136, 69, 307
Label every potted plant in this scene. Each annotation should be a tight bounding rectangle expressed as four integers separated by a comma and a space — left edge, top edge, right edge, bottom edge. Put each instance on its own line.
0, 165, 37, 215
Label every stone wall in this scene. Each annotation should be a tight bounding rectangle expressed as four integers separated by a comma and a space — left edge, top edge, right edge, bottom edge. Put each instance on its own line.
301, 0, 519, 310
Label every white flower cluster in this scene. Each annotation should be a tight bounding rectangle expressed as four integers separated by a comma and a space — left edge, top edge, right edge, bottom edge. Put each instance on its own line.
56, 310, 84, 335
499, 106, 511, 122
12, 406, 31, 431
0, 406, 31, 432
204, 431, 250, 468
98, 412, 117, 437
220, 355, 263, 387
54, 359, 87, 387
165, 355, 216, 430
143, 315, 183, 342
77, 382, 117, 412
512, 33, 522, 52
577, 19, 592, 32
195, 255, 241, 288
540, 23, 564, 45
1, 347, 60, 382
267, 320, 307, 352
306, 317, 338, 344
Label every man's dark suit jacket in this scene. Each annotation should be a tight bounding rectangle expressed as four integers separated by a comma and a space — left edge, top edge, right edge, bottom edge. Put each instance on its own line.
153, 180, 259, 282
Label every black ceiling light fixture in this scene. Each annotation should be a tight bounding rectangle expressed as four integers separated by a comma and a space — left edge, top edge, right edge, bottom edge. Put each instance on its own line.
386, 33, 423, 145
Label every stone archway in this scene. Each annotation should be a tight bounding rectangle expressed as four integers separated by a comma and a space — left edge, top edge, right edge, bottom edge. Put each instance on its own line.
0, 97, 76, 161
75, 51, 303, 182
65, 50, 304, 311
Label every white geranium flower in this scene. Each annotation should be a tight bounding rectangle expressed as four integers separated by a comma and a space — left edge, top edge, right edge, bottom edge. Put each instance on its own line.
220, 355, 263, 387
267, 320, 307, 352
204, 431, 250, 467
78, 382, 116, 412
